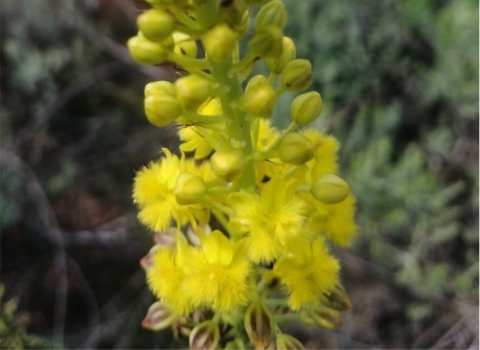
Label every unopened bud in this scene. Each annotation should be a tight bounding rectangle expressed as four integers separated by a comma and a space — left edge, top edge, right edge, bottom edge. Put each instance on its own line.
248, 25, 283, 58
299, 304, 342, 330
210, 149, 246, 182
291, 91, 323, 125
239, 84, 277, 118
175, 75, 213, 110
311, 174, 350, 204
219, 0, 247, 27
189, 320, 220, 350
173, 32, 197, 58
145, 95, 181, 126
140, 245, 161, 270
266, 36, 296, 74
276, 334, 305, 350
281, 59, 312, 91
245, 74, 269, 91
128, 35, 168, 65
138, 9, 176, 42
319, 284, 351, 312
279, 132, 314, 165
256, 0, 287, 30
233, 10, 250, 37
145, 81, 176, 98
175, 173, 207, 205
142, 301, 178, 331
202, 24, 237, 63
244, 302, 275, 350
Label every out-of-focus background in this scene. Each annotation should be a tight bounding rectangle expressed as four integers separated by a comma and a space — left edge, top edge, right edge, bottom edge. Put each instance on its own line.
1, 0, 478, 348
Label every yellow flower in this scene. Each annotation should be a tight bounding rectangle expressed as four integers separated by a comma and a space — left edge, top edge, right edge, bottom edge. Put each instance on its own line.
181, 230, 251, 312
273, 238, 339, 310
294, 129, 339, 183
255, 119, 282, 183
179, 98, 222, 159
146, 240, 195, 315
304, 193, 357, 246
228, 176, 306, 263
133, 149, 208, 231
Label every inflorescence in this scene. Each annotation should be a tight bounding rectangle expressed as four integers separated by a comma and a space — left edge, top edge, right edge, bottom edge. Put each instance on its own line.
128, 0, 357, 348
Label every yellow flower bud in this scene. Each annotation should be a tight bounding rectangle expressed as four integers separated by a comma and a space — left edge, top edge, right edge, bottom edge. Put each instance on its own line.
202, 24, 237, 63
278, 132, 314, 165
266, 36, 296, 74
276, 334, 305, 350
311, 174, 350, 204
244, 302, 275, 350
127, 35, 168, 65
142, 301, 178, 331
239, 84, 277, 118
175, 74, 213, 110
210, 149, 246, 182
290, 91, 323, 125
319, 283, 351, 312
137, 9, 176, 42
299, 304, 342, 330
145, 81, 176, 98
256, 0, 287, 30
172, 32, 197, 58
248, 25, 283, 58
189, 320, 220, 350
219, 0, 247, 28
144, 95, 181, 127
245, 74, 269, 91
281, 59, 313, 91
233, 10, 250, 37
174, 172, 208, 205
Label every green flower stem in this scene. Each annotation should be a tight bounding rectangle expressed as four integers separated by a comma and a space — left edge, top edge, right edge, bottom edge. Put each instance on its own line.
212, 310, 222, 323
296, 185, 310, 193
234, 52, 257, 73
212, 208, 230, 231
268, 72, 278, 86
194, 127, 227, 151
209, 59, 256, 190
250, 269, 260, 301
266, 121, 298, 152
273, 313, 299, 324
205, 178, 228, 189
170, 8, 201, 32
263, 299, 288, 308
167, 53, 211, 70
204, 197, 233, 217
284, 165, 300, 177
253, 150, 279, 160
275, 85, 286, 97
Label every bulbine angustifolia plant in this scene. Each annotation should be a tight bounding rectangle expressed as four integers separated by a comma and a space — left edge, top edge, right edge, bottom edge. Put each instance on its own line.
128, 0, 357, 348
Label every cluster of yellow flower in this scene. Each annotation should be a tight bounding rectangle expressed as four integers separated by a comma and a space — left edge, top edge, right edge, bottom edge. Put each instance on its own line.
129, 0, 356, 348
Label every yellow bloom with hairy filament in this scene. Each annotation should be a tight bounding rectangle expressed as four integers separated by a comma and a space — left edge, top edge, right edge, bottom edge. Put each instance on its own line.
182, 230, 251, 312
133, 148, 209, 231
305, 193, 357, 246
179, 98, 222, 159
228, 176, 306, 263
294, 129, 339, 183
147, 242, 195, 315
255, 119, 282, 183
273, 238, 339, 310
